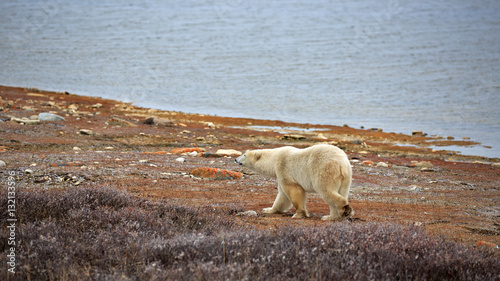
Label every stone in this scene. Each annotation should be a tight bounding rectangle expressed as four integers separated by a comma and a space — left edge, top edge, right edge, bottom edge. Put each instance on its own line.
476, 241, 499, 249
190, 167, 243, 180
412, 161, 433, 168
79, 129, 94, 135
175, 157, 186, 163
215, 149, 242, 157
492, 163, 500, 167
171, 147, 206, 154
106, 117, 137, 127
11, 117, 40, 125
412, 131, 423, 136
144, 116, 175, 126
237, 210, 258, 217
25, 169, 34, 174
281, 134, 306, 140
90, 103, 103, 108
38, 112, 66, 121
0, 160, 6, 167
376, 162, 389, 167
316, 133, 328, 140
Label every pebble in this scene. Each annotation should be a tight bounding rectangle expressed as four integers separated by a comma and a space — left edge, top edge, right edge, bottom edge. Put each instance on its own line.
376, 162, 389, 167
476, 241, 499, 249
237, 210, 258, 217
412, 161, 433, 168
11, 117, 40, 125
38, 112, 66, 121
106, 117, 137, 127
361, 160, 373, 166
25, 169, 34, 174
175, 157, 186, 163
79, 129, 94, 135
0, 160, 6, 167
281, 134, 306, 140
73, 147, 82, 151
144, 116, 175, 126
90, 103, 103, 108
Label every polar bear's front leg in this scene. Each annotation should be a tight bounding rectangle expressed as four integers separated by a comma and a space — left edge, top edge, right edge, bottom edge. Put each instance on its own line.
263, 184, 292, 214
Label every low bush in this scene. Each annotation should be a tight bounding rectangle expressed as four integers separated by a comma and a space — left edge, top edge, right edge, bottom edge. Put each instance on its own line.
1, 186, 498, 280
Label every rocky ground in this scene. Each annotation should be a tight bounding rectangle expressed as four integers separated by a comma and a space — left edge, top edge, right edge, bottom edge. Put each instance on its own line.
1, 85, 499, 249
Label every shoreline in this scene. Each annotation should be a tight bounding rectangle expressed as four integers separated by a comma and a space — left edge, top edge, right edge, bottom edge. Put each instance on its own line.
1, 85, 499, 248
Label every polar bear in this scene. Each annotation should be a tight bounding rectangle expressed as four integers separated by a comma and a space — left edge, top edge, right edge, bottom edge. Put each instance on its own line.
235, 144, 353, 221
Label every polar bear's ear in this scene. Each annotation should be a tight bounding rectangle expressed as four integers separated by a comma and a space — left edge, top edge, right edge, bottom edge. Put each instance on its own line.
254, 152, 262, 161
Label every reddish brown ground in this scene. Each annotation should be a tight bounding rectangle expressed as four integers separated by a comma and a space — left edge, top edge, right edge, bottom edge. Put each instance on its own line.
1, 85, 499, 249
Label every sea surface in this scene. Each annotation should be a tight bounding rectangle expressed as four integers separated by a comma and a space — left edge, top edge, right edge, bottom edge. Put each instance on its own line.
1, 0, 499, 158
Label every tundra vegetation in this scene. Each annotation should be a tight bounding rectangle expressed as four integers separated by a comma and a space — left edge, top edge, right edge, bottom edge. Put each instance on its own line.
1, 186, 498, 281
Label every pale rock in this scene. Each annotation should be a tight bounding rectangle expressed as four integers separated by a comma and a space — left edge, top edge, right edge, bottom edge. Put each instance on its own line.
0, 160, 6, 167
11, 117, 40, 125
215, 149, 242, 157
376, 162, 389, 167
237, 210, 258, 217
175, 157, 186, 163
38, 112, 66, 121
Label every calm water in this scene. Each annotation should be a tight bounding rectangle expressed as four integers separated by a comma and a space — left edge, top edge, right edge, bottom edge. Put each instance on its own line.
1, 0, 499, 158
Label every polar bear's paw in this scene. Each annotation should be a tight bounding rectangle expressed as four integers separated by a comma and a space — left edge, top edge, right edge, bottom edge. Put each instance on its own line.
262, 207, 276, 214
342, 204, 354, 218
321, 215, 336, 221
292, 210, 309, 219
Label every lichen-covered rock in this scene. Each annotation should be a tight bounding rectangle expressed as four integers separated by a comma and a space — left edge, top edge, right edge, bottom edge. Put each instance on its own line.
190, 167, 243, 180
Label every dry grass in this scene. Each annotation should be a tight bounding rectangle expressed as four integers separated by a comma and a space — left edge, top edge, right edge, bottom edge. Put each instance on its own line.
1, 185, 499, 280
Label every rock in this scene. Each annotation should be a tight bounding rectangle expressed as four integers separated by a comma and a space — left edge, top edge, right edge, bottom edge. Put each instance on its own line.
215, 149, 242, 157
38, 112, 66, 121
237, 210, 258, 217
25, 169, 34, 174
11, 117, 40, 125
316, 133, 328, 140
281, 134, 306, 140
361, 160, 373, 166
0, 160, 6, 167
412, 131, 423, 136
412, 161, 433, 168
190, 167, 243, 180
144, 116, 175, 126
106, 117, 137, 127
73, 147, 82, 151
90, 103, 103, 109
447, 136, 455, 140
492, 163, 500, 167
476, 241, 499, 249
79, 129, 94, 135
171, 147, 206, 154
175, 157, 186, 163
376, 162, 389, 167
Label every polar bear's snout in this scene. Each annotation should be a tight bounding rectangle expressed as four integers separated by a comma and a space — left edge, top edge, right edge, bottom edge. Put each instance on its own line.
235, 154, 245, 165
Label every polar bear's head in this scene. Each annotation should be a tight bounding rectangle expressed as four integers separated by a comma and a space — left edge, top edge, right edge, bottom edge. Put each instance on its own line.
235, 150, 276, 178
235, 151, 261, 167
